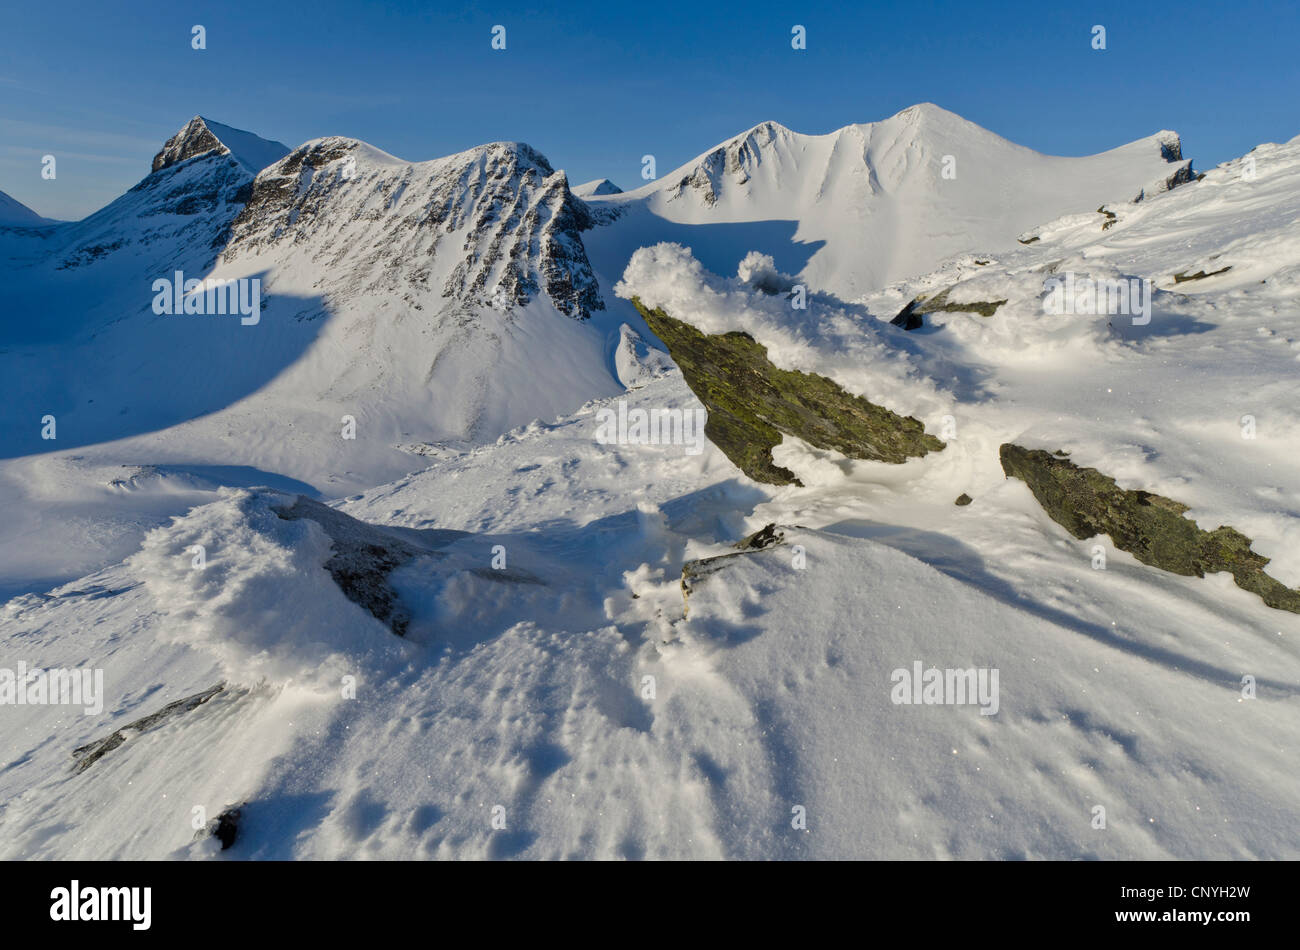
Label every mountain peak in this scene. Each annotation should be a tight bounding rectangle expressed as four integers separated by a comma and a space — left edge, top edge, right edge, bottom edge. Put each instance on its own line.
736, 119, 794, 140
0, 189, 53, 226
151, 116, 290, 175
573, 178, 623, 198
888, 101, 959, 122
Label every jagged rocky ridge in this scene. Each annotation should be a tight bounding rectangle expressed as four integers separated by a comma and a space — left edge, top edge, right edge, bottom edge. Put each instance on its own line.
223, 137, 604, 318
15, 116, 604, 324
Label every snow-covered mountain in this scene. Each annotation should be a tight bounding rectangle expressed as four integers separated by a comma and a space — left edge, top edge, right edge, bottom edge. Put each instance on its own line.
221, 135, 604, 318
582, 103, 1195, 302
153, 116, 293, 176
0, 189, 55, 227
573, 178, 623, 198
0, 118, 620, 489
3, 106, 1298, 861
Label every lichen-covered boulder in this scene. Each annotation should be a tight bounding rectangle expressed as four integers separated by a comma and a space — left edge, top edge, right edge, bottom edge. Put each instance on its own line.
1000, 443, 1300, 613
633, 299, 944, 485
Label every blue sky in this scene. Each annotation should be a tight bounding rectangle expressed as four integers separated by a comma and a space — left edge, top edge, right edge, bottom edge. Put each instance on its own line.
2, 0, 1297, 220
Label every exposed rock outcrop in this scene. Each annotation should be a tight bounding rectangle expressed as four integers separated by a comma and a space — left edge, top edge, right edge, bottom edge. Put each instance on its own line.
151, 116, 289, 175
194, 804, 244, 850
72, 683, 227, 774
275, 496, 434, 636
1000, 444, 1300, 613
152, 118, 229, 173
681, 523, 787, 612
891, 287, 1007, 330
1173, 265, 1232, 283
634, 300, 944, 485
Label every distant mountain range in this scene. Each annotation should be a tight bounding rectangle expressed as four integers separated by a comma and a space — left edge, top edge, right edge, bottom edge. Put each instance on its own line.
0, 104, 1196, 477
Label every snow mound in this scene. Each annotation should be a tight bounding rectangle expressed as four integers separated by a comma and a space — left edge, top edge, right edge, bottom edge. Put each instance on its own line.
129, 489, 403, 688
613, 323, 674, 389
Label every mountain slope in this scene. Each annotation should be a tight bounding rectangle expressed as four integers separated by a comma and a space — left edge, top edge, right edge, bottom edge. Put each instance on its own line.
2, 113, 1299, 861
0, 190, 55, 227
3, 365, 1297, 859
0, 120, 619, 477
0, 119, 623, 599
223, 136, 603, 319
573, 178, 623, 198
152, 116, 291, 175
582, 103, 1195, 302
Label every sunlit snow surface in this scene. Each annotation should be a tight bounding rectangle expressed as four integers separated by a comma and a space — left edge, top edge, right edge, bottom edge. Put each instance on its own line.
1, 114, 1298, 859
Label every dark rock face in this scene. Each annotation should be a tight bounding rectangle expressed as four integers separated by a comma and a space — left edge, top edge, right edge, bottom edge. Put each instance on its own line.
211, 805, 242, 850
890, 298, 925, 331
955, 493, 973, 506
72, 684, 226, 774
190, 803, 243, 850
152, 118, 227, 173
665, 122, 783, 206
1000, 444, 1300, 613
736, 523, 784, 550
635, 300, 944, 485
1164, 164, 1198, 190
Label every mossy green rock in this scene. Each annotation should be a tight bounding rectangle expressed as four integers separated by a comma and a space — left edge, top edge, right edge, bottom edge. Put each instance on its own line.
912, 288, 1007, 318
634, 299, 944, 485
1000, 443, 1300, 613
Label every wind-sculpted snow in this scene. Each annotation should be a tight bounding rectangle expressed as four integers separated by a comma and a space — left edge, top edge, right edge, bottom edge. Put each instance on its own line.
4, 109, 1300, 861
130, 489, 405, 689
5, 372, 1298, 858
